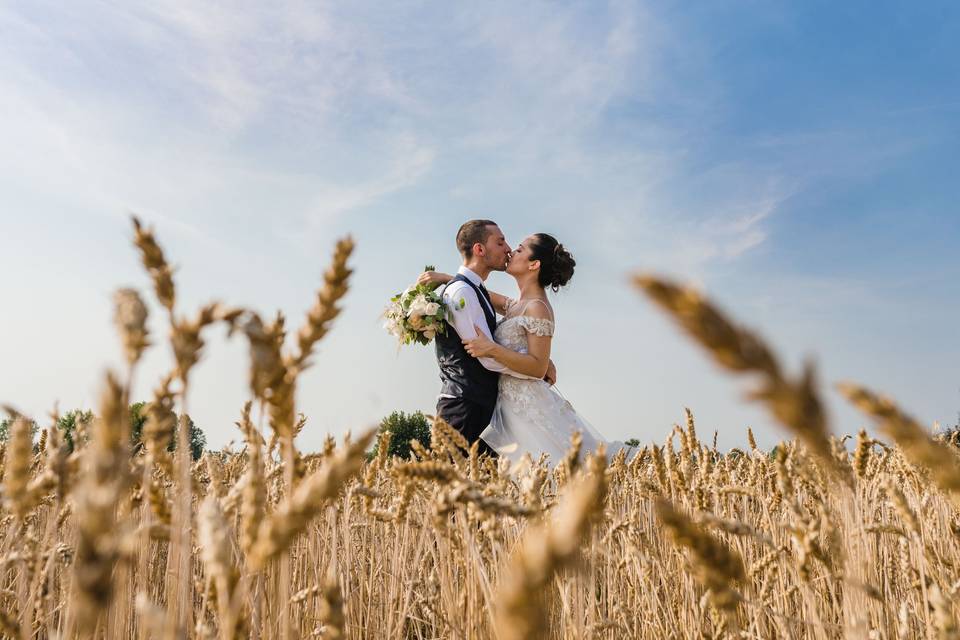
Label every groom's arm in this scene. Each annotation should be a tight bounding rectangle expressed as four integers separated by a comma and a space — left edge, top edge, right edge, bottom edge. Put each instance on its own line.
443, 284, 537, 379
419, 270, 511, 315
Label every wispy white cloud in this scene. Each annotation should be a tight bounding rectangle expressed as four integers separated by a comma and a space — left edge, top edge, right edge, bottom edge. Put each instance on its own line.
584, 162, 792, 280
0, 1, 442, 243
0, 0, 747, 252
294, 133, 436, 244
441, 2, 652, 171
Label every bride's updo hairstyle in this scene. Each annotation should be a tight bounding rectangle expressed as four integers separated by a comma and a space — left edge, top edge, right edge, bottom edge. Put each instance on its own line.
529, 233, 576, 292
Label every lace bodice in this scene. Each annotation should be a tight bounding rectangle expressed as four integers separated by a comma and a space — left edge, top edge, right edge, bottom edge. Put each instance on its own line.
494, 299, 555, 353
495, 299, 555, 423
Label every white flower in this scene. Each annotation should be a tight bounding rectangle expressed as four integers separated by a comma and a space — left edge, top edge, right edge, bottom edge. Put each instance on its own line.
382, 316, 403, 338
406, 294, 429, 318
425, 302, 440, 316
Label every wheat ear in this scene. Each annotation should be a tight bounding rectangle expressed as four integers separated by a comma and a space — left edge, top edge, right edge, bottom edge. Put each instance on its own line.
838, 382, 960, 508
636, 275, 851, 485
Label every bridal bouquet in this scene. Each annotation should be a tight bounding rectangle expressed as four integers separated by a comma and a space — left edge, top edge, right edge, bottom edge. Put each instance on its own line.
382, 265, 450, 346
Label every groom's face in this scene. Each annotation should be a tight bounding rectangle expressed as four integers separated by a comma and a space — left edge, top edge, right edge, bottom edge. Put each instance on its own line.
479, 225, 510, 272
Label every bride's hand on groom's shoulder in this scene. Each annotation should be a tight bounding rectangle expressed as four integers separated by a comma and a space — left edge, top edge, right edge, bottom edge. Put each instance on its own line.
417, 271, 452, 287
463, 325, 497, 358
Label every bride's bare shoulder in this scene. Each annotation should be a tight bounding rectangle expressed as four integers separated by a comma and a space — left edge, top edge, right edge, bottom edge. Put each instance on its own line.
519, 297, 553, 320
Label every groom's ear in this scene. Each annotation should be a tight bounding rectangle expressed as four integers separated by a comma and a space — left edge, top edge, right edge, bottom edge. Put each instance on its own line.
472, 242, 486, 257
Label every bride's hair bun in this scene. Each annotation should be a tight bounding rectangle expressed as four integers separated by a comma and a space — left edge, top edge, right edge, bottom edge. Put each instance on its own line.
530, 233, 576, 292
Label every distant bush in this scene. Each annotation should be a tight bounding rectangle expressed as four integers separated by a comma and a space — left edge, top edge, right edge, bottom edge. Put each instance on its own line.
371, 410, 432, 460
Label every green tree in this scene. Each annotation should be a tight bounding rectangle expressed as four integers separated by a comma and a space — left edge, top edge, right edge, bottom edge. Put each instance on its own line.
56, 409, 94, 452
371, 410, 432, 460
179, 414, 208, 461
129, 402, 148, 450
128, 404, 206, 461
37, 405, 206, 460
0, 417, 38, 443
56, 406, 147, 454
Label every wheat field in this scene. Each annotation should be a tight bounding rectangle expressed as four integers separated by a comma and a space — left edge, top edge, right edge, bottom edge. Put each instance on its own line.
1, 218, 958, 639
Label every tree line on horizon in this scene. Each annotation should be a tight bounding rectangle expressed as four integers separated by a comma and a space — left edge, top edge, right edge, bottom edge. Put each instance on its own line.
0, 402, 207, 460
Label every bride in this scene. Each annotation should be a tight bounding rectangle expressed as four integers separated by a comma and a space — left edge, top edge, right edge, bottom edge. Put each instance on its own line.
420, 233, 623, 466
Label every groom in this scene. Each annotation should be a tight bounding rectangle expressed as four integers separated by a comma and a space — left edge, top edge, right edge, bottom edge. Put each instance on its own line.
433, 220, 556, 457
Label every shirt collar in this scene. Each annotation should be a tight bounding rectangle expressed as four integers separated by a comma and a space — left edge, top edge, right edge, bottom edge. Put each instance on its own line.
457, 265, 484, 288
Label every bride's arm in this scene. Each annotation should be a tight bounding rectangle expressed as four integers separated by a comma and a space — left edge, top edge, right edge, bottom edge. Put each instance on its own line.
418, 270, 512, 314
462, 306, 553, 379
463, 326, 551, 378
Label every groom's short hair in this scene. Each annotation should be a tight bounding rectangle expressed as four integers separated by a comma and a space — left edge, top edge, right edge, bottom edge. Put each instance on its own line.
457, 219, 498, 258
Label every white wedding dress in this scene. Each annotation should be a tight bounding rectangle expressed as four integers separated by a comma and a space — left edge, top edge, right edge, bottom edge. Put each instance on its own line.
479, 298, 624, 466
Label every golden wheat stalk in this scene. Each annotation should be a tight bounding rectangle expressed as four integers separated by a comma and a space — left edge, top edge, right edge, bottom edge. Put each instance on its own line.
315, 570, 345, 640
392, 460, 465, 484
240, 313, 287, 409
853, 428, 871, 479
495, 457, 607, 640
131, 216, 176, 314
171, 302, 242, 385
198, 495, 243, 640
635, 274, 851, 485
240, 404, 266, 558
4, 416, 33, 520
113, 288, 150, 367
838, 382, 960, 508
69, 371, 131, 636
655, 497, 746, 625
250, 429, 374, 568
293, 236, 355, 370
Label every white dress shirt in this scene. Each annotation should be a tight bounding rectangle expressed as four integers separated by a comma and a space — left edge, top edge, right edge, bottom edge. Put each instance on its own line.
441, 266, 533, 379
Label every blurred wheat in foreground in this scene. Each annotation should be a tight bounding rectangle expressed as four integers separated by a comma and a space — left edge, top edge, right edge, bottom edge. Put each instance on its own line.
1, 220, 958, 639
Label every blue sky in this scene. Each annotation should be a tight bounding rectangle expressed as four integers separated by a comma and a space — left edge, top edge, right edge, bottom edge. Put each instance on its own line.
1, 1, 958, 451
